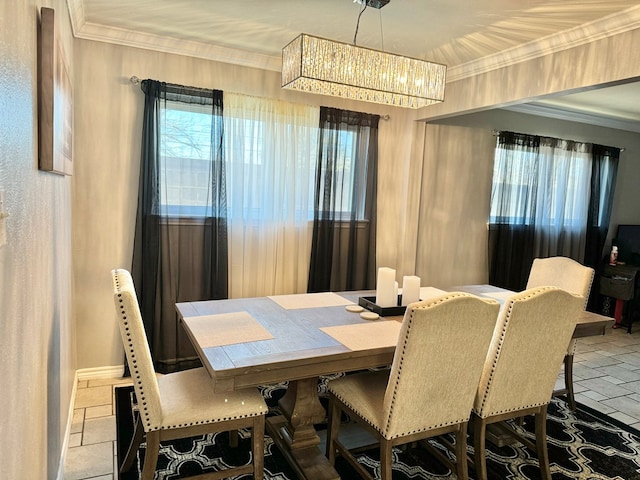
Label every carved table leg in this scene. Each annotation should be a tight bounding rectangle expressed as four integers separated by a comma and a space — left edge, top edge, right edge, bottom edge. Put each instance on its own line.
278, 377, 327, 449
266, 377, 340, 480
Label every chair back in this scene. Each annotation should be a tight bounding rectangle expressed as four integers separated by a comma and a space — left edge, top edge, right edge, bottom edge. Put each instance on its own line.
382, 293, 500, 438
474, 287, 583, 419
112, 269, 162, 431
526, 257, 594, 309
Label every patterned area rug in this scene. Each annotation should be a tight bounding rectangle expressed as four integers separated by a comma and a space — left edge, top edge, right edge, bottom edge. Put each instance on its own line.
115, 376, 640, 480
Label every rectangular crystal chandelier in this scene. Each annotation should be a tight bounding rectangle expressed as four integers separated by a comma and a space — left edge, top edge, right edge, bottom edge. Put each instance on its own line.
281, 33, 446, 109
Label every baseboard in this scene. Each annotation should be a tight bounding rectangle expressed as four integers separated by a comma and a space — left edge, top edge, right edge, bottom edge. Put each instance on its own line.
56, 370, 79, 480
77, 364, 125, 381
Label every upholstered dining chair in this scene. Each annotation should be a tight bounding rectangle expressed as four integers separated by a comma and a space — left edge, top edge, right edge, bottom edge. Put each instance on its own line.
325, 293, 500, 480
526, 256, 595, 410
472, 286, 583, 480
111, 268, 267, 480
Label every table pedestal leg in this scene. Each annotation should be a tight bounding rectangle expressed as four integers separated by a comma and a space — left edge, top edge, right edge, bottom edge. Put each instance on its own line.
266, 377, 340, 480
278, 377, 327, 448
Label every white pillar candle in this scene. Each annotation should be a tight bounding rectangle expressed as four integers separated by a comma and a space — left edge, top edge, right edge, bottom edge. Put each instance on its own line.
376, 267, 396, 307
401, 275, 421, 306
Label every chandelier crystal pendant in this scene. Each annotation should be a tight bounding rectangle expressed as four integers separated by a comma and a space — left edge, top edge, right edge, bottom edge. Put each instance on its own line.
281, 3, 446, 109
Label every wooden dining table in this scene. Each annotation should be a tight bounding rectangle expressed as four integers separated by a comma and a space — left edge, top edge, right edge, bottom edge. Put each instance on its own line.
176, 285, 613, 480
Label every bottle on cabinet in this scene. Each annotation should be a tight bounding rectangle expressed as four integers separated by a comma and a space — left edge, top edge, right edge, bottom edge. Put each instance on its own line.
610, 246, 618, 265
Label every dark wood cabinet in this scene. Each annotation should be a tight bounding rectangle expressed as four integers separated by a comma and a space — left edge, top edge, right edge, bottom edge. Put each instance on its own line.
599, 263, 640, 332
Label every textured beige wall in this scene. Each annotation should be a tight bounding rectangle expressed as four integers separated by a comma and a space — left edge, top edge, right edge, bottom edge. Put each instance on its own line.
73, 24, 640, 371
0, 1, 75, 478
417, 109, 640, 288
72, 39, 419, 368
415, 123, 496, 287
412, 26, 640, 287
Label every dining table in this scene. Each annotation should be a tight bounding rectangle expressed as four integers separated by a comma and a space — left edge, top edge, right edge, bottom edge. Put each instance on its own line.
176, 284, 613, 480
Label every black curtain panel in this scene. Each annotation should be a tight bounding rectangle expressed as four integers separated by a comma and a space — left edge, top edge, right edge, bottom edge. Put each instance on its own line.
131, 80, 227, 373
488, 224, 536, 291
488, 132, 541, 290
308, 107, 379, 292
584, 144, 620, 311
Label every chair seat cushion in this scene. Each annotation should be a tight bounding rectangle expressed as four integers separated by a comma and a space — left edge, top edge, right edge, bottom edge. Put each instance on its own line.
157, 368, 266, 430
328, 370, 389, 435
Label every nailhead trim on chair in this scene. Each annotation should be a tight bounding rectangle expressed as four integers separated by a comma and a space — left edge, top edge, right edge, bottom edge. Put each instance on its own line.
382, 292, 472, 439
332, 388, 467, 440
330, 293, 477, 439
114, 270, 263, 432
475, 286, 554, 418
116, 278, 153, 431
329, 292, 501, 440
158, 410, 265, 430
114, 273, 156, 431
584, 274, 594, 310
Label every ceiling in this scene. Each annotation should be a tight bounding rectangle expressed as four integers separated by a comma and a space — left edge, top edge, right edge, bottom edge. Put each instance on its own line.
68, 0, 640, 130
508, 82, 640, 132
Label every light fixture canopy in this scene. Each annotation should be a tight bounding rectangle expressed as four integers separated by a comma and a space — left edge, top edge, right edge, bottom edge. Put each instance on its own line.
281, 33, 446, 109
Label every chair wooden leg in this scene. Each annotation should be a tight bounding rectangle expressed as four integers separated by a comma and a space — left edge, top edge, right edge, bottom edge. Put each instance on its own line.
564, 354, 576, 411
535, 406, 551, 480
473, 415, 489, 480
380, 438, 393, 480
141, 430, 160, 480
229, 429, 239, 448
252, 415, 265, 480
325, 396, 341, 465
120, 415, 144, 472
455, 422, 469, 480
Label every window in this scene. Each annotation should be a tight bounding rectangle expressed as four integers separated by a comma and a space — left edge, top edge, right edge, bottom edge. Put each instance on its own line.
157, 96, 372, 223
159, 101, 220, 216
316, 128, 365, 219
487, 131, 620, 291
489, 137, 591, 231
489, 148, 537, 224
136, 81, 380, 301
158, 96, 323, 222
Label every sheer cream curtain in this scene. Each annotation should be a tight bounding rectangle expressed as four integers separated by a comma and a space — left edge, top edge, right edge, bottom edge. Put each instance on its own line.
533, 138, 592, 258
223, 93, 320, 298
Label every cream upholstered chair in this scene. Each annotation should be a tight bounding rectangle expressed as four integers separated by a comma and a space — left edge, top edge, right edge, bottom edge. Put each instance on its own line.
112, 269, 267, 480
325, 293, 500, 480
526, 256, 595, 410
472, 287, 583, 480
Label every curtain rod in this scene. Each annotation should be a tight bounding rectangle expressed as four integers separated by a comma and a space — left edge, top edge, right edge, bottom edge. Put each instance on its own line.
492, 130, 625, 152
129, 75, 390, 120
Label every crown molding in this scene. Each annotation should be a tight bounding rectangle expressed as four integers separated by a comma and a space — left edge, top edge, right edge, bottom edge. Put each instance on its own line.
66, 0, 281, 71
76, 20, 282, 71
67, 0, 639, 80
447, 5, 640, 82
504, 102, 640, 133
66, 0, 85, 37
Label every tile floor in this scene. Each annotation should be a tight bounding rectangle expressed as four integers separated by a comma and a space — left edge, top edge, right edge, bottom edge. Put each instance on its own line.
63, 326, 640, 480
64, 376, 133, 480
